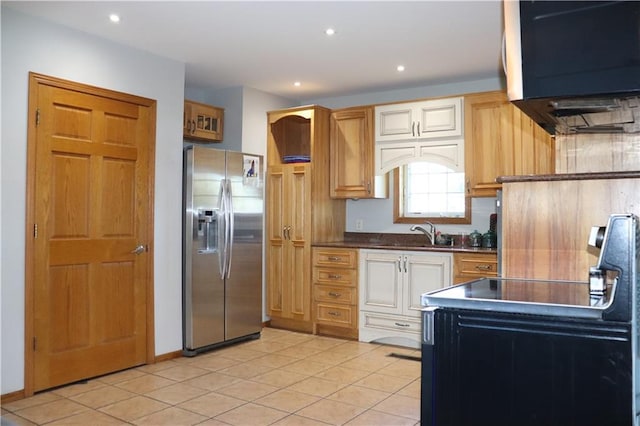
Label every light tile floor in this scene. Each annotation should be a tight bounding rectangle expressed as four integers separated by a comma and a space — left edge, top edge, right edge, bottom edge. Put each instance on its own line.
1, 328, 421, 425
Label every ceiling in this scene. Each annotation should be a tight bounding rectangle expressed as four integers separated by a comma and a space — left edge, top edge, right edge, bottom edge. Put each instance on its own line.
4, 1, 505, 101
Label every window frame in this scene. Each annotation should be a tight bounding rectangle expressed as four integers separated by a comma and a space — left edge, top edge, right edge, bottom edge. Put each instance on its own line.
392, 166, 471, 225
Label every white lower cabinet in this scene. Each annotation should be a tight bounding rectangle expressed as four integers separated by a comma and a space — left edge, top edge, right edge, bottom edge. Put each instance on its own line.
359, 249, 452, 348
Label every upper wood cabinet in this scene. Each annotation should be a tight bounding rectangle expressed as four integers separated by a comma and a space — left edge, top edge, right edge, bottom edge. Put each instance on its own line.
267, 107, 316, 166
183, 100, 224, 142
330, 106, 387, 199
465, 91, 555, 197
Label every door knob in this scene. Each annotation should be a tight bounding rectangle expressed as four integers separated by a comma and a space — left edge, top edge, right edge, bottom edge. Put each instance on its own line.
131, 245, 146, 255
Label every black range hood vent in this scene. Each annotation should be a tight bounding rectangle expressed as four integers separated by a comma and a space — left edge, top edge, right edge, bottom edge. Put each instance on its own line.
514, 95, 640, 135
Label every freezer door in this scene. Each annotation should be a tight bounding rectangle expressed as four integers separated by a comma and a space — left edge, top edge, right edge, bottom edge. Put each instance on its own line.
183, 146, 226, 350
224, 150, 263, 340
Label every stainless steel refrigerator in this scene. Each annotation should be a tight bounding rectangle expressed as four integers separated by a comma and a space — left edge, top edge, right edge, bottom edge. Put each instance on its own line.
183, 145, 263, 356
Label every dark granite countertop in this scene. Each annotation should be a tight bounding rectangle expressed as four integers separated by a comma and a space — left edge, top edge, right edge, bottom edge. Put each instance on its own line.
313, 232, 498, 255
497, 171, 640, 183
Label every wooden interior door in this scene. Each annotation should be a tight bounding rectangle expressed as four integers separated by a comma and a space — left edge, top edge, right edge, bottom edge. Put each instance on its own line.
26, 73, 156, 393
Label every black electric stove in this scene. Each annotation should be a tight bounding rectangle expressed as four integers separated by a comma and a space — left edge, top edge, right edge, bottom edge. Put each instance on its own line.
420, 214, 640, 426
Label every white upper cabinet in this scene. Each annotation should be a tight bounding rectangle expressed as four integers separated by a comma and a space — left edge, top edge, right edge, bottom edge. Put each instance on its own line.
376, 97, 463, 142
374, 97, 464, 175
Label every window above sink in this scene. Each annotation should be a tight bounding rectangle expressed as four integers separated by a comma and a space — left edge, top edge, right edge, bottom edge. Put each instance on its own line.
394, 161, 471, 225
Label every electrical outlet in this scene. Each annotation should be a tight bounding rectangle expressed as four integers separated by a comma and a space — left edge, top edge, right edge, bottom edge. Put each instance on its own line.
355, 219, 364, 231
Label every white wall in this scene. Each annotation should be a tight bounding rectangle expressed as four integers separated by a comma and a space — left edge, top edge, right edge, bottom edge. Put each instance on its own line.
303, 77, 504, 109
203, 86, 245, 152
1, 7, 185, 394
239, 86, 296, 160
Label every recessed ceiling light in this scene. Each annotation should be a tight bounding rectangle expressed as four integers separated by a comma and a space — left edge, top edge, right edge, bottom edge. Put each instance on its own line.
109, 14, 120, 23
294, 81, 301, 87
397, 65, 405, 72
325, 28, 336, 36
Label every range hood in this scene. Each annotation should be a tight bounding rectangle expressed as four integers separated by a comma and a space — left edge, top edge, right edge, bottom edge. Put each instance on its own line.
504, 1, 640, 135
513, 95, 640, 135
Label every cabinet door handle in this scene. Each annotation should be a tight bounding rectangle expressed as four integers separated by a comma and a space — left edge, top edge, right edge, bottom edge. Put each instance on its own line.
398, 256, 402, 272
328, 311, 341, 317
404, 256, 408, 273
191, 119, 196, 134
287, 226, 292, 240
328, 256, 342, 261
412, 122, 416, 137
328, 274, 342, 280
395, 322, 410, 327
475, 264, 493, 271
328, 292, 342, 297
466, 179, 471, 194
367, 181, 371, 194
416, 122, 421, 137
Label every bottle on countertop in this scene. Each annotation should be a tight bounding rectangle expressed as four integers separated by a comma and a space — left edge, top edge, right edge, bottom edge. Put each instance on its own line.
469, 230, 482, 247
482, 230, 497, 248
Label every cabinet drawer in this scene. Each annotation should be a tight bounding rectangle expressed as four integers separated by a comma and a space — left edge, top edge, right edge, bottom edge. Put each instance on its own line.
315, 303, 357, 328
313, 249, 358, 269
459, 260, 498, 275
313, 268, 357, 286
360, 311, 421, 335
455, 254, 498, 275
314, 285, 357, 305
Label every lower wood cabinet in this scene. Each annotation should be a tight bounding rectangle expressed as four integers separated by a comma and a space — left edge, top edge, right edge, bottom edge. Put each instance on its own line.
359, 249, 452, 348
453, 252, 498, 284
312, 247, 359, 339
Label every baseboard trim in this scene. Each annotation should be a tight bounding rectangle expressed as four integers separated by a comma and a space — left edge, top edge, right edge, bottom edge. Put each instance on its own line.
154, 350, 182, 363
1, 389, 26, 404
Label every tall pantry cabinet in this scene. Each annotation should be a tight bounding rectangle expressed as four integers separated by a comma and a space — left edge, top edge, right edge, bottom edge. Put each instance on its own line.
266, 106, 346, 333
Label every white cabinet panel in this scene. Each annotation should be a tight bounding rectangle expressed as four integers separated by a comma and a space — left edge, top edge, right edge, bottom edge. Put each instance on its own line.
361, 252, 402, 314
375, 97, 463, 143
375, 97, 464, 175
376, 139, 464, 174
416, 99, 461, 136
359, 249, 452, 348
377, 106, 414, 140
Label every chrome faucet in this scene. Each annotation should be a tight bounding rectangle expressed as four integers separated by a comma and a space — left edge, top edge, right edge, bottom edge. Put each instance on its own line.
410, 221, 436, 246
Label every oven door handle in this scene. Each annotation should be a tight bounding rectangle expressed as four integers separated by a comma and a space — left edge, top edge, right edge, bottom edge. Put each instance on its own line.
421, 306, 438, 425
422, 307, 437, 345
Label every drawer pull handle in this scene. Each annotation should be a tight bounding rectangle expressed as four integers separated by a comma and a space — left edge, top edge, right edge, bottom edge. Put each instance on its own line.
328, 311, 341, 317
328, 292, 342, 297
328, 274, 342, 279
395, 322, 410, 328
327, 256, 342, 261
475, 264, 493, 271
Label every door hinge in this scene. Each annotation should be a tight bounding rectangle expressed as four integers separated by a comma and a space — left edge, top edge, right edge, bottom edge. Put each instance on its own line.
34, 223, 38, 239
36, 108, 40, 126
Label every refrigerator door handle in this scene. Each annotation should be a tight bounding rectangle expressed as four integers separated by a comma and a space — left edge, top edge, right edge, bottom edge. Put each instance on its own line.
218, 179, 227, 279
225, 179, 234, 279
